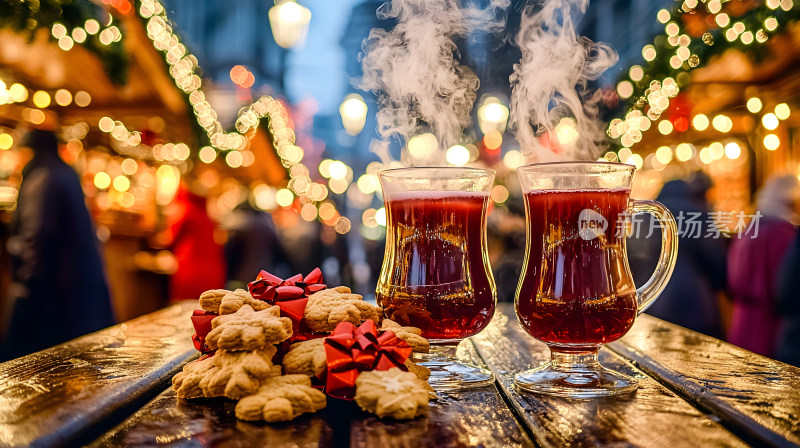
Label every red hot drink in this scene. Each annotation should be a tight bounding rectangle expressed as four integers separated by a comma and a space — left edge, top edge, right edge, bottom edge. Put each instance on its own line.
515, 188, 637, 350
376, 191, 495, 341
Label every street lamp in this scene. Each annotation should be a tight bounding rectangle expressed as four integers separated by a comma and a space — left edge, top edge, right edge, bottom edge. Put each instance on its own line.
268, 0, 312, 49
477, 96, 509, 135
339, 94, 368, 136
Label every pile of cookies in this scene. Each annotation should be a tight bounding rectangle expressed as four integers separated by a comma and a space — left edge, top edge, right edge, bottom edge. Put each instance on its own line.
172, 285, 433, 422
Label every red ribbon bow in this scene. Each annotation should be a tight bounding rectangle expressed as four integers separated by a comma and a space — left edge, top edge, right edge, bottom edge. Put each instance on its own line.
323, 320, 412, 400
248, 268, 326, 330
191, 310, 217, 354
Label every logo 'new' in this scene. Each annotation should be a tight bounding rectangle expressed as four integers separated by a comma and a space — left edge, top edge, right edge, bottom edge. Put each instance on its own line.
578, 209, 608, 240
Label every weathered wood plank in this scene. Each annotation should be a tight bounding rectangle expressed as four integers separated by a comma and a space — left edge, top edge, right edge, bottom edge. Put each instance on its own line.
471, 305, 747, 448
88, 389, 337, 448
609, 314, 800, 448
90, 342, 534, 448
350, 342, 534, 448
0, 300, 198, 448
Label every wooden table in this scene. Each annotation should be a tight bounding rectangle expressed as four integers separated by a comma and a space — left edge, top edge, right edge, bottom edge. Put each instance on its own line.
1, 302, 798, 448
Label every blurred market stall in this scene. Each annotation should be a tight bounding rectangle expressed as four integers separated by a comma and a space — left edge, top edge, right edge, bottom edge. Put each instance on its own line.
606, 0, 799, 216
0, 0, 352, 325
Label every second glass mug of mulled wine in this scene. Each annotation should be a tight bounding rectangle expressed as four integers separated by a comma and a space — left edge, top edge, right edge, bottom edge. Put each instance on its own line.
376, 167, 496, 391
514, 161, 678, 397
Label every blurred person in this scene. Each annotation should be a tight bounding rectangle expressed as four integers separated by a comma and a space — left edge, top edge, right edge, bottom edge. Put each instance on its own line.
728, 174, 800, 357
2, 129, 114, 360
776, 232, 800, 366
629, 174, 727, 338
163, 182, 226, 300
223, 200, 291, 290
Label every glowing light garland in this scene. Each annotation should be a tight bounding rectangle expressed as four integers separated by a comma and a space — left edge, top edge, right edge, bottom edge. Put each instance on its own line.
138, 0, 346, 230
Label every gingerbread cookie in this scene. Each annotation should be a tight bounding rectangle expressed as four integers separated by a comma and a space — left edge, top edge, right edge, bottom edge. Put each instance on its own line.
172, 348, 281, 400
304, 288, 383, 332
354, 367, 432, 419
206, 305, 293, 351
199, 348, 282, 399
282, 338, 327, 377
172, 356, 215, 399
235, 374, 327, 422
382, 319, 430, 353
200, 289, 271, 315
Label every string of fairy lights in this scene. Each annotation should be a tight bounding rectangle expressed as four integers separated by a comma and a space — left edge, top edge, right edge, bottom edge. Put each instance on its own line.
607, 0, 797, 167
1, 0, 356, 232
138, 0, 351, 232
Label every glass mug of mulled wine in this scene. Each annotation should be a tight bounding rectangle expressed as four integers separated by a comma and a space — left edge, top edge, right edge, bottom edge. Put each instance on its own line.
376, 167, 496, 391
514, 161, 678, 397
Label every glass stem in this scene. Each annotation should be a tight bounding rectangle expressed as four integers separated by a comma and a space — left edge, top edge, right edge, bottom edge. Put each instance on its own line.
549, 349, 601, 372
415, 344, 458, 364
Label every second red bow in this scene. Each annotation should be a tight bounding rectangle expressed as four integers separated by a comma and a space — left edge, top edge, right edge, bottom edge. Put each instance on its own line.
323, 319, 412, 400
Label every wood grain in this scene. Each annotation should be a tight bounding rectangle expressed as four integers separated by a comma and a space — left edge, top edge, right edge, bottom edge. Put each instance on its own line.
609, 314, 800, 448
0, 300, 198, 448
90, 342, 533, 448
471, 305, 748, 448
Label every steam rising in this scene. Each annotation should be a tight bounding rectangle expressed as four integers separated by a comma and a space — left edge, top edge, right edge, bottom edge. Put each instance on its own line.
509, 0, 617, 162
360, 0, 509, 165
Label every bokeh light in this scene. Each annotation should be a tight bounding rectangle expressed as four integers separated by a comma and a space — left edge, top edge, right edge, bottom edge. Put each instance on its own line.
746, 97, 763, 113
675, 143, 694, 162
226, 150, 243, 168
725, 142, 742, 159
121, 158, 138, 175
375, 207, 386, 227
775, 103, 791, 120
328, 161, 348, 180
762, 113, 779, 130
74, 91, 91, 107
692, 114, 709, 131
503, 150, 524, 170
113, 175, 131, 192
33, 91, 51, 108
490, 185, 509, 204
709, 142, 725, 160
54, 89, 72, 106
0, 134, 13, 150
94, 172, 111, 190
275, 188, 294, 207
763, 134, 780, 150
445, 145, 470, 166
655, 146, 673, 165
199, 146, 217, 163
712, 115, 733, 133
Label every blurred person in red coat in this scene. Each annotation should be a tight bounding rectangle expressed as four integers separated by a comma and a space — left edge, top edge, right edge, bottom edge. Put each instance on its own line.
162, 182, 226, 301
727, 174, 800, 357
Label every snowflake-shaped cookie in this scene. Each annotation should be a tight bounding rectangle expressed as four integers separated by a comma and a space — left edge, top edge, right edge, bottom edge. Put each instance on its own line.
172, 348, 281, 400
235, 374, 327, 422
205, 305, 293, 351
199, 348, 282, 399
172, 356, 215, 399
354, 367, 432, 419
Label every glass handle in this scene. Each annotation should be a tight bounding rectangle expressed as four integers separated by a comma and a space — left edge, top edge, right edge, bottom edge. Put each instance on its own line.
629, 199, 679, 314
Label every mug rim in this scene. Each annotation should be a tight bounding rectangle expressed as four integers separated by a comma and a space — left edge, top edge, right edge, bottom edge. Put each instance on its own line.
378, 166, 496, 177
518, 160, 633, 170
